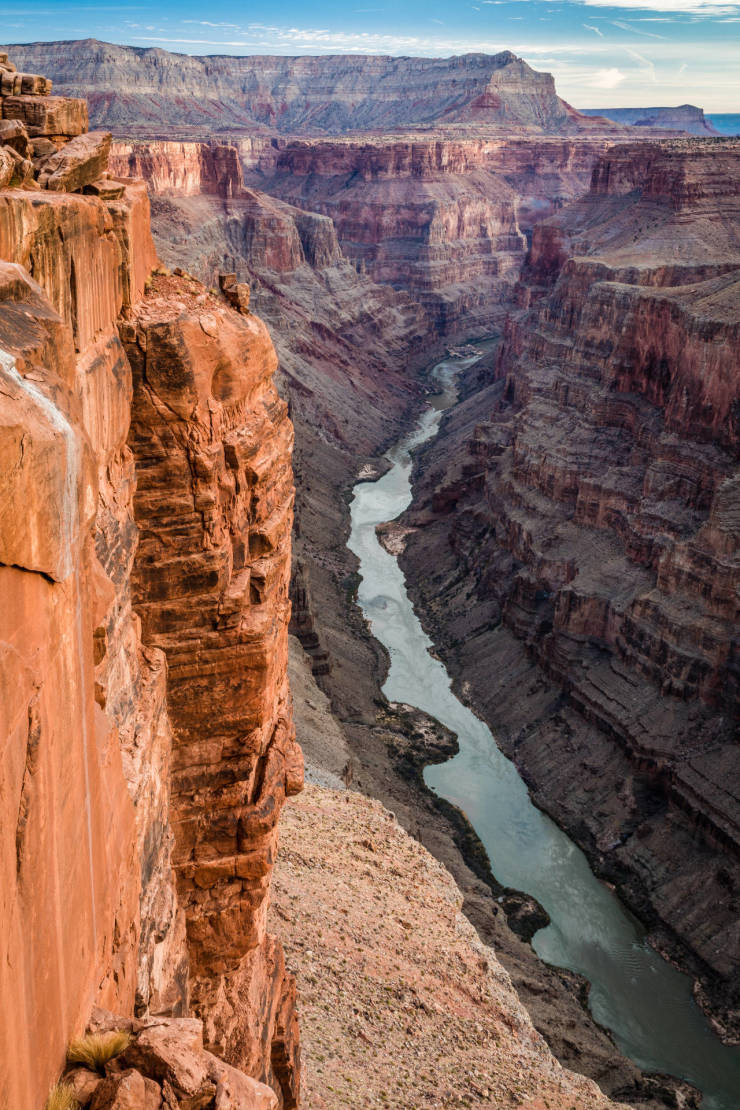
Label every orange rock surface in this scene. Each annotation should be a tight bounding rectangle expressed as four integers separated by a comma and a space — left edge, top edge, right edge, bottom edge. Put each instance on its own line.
122, 272, 303, 1101
0, 51, 300, 1110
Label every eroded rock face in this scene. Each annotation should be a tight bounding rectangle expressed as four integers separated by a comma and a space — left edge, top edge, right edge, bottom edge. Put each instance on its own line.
0, 51, 300, 1110
108, 138, 435, 722
400, 138, 740, 1037
0, 149, 181, 1110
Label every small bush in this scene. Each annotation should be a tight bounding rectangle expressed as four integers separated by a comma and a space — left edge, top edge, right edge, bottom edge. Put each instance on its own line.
67, 1030, 131, 1072
45, 1083, 79, 1110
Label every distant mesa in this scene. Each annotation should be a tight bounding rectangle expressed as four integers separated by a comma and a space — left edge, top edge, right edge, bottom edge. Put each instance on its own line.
580, 104, 719, 136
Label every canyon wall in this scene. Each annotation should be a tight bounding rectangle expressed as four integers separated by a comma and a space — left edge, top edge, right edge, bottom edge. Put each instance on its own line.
250, 135, 615, 334
0, 52, 300, 1109
400, 138, 740, 1038
7, 41, 607, 137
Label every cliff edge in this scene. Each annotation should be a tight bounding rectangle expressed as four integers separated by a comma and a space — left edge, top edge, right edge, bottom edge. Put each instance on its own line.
0, 50, 302, 1109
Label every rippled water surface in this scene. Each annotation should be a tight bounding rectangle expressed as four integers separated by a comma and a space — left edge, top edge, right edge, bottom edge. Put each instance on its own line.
348, 356, 740, 1110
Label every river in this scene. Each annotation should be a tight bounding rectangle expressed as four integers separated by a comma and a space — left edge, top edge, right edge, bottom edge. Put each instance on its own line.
347, 355, 740, 1110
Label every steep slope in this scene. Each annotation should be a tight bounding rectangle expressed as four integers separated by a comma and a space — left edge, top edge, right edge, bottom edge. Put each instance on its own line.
0, 51, 300, 1109
399, 138, 740, 1039
271, 784, 625, 1110
109, 138, 433, 721
8, 41, 602, 137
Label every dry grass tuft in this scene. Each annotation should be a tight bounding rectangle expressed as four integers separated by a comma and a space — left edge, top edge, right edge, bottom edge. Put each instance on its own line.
66, 1030, 131, 1072
45, 1083, 79, 1110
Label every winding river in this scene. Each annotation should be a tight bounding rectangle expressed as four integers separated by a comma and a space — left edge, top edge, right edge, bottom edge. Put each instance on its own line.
348, 355, 740, 1110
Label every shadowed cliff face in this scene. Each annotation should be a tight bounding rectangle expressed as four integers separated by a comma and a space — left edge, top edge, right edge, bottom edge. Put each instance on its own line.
0, 52, 301, 1110
6, 41, 606, 137
399, 138, 740, 1040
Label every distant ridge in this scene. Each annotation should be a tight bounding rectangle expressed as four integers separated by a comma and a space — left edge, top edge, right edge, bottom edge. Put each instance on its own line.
4, 39, 615, 137
580, 104, 719, 136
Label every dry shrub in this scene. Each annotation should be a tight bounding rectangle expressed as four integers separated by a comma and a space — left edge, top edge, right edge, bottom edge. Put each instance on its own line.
45, 1083, 79, 1110
67, 1030, 131, 1072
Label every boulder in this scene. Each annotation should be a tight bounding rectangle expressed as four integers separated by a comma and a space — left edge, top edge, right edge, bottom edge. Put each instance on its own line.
36, 129, 111, 192
20, 72, 53, 95
0, 118, 30, 155
0, 146, 14, 188
65, 1067, 103, 1106
5, 145, 34, 186
84, 176, 126, 200
219, 271, 251, 314
208, 1058, 278, 1110
30, 135, 58, 159
90, 1071, 162, 1110
119, 1025, 213, 1103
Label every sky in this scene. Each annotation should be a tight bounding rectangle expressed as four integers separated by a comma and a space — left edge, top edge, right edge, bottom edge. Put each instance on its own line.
2, 0, 739, 112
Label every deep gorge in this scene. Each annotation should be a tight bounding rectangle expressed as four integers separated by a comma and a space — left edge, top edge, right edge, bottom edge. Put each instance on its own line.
1, 39, 738, 1110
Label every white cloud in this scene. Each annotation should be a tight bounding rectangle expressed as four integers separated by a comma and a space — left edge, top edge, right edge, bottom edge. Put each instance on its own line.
591, 66, 627, 87
583, 22, 605, 33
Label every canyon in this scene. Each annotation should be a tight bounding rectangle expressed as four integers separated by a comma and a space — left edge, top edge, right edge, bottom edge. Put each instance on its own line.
399, 138, 740, 1043
1, 36, 738, 1110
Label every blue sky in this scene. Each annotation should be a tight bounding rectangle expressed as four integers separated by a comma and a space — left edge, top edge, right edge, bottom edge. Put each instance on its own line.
3, 0, 739, 111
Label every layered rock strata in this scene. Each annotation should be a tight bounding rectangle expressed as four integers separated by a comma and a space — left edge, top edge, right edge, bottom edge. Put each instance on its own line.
0, 51, 300, 1109
122, 271, 303, 1099
250, 135, 616, 335
399, 138, 740, 1037
8, 41, 611, 137
581, 105, 719, 136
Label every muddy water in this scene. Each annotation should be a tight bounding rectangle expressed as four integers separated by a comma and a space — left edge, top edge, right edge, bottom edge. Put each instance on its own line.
348, 356, 740, 1110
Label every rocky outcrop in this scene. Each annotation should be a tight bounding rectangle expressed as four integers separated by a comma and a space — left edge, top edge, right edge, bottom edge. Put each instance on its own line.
59, 1011, 279, 1110
112, 141, 245, 198
581, 105, 719, 136
0, 51, 300, 1110
121, 271, 303, 1098
108, 137, 434, 726
399, 138, 740, 1038
7, 41, 612, 138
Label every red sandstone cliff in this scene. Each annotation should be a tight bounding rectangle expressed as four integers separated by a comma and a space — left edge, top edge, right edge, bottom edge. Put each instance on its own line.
0, 51, 300, 1109
399, 138, 740, 1038
109, 137, 435, 715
